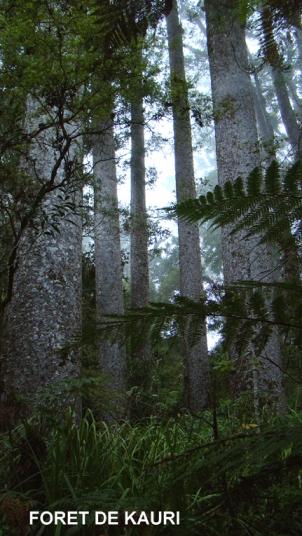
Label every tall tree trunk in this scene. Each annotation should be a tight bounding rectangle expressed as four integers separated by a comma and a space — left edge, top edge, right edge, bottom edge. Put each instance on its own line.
130, 94, 151, 407
285, 69, 302, 121
130, 98, 149, 312
166, 0, 209, 412
252, 70, 301, 284
252, 71, 275, 155
93, 117, 126, 419
271, 70, 301, 157
294, 25, 302, 74
260, 7, 302, 285
0, 99, 82, 416
205, 0, 285, 411
261, 6, 302, 159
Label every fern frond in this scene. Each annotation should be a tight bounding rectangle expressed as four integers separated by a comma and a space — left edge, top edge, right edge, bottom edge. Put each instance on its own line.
169, 160, 302, 247
247, 166, 262, 196
265, 160, 281, 194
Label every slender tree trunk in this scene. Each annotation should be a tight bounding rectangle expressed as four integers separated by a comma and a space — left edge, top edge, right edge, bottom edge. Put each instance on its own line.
93, 117, 126, 419
130, 94, 151, 405
130, 98, 149, 312
166, 0, 209, 412
261, 6, 302, 159
271, 70, 301, 157
0, 99, 82, 416
252, 71, 275, 156
252, 71, 301, 284
260, 7, 302, 285
205, 0, 285, 411
286, 77, 302, 120
294, 26, 302, 75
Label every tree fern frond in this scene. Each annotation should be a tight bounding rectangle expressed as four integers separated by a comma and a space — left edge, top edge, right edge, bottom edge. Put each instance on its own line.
265, 160, 281, 194
85, 280, 302, 364
214, 184, 224, 202
247, 166, 262, 196
224, 180, 234, 198
234, 176, 245, 196
169, 161, 302, 248
284, 161, 302, 193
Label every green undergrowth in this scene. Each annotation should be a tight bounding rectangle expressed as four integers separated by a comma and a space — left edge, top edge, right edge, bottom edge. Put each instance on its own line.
0, 410, 302, 535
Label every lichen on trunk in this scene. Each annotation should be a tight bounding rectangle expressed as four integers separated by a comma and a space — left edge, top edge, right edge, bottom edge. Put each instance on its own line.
0, 98, 83, 416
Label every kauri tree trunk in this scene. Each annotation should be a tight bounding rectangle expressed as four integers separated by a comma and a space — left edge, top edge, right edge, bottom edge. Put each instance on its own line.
252, 70, 275, 159
129, 92, 152, 410
252, 68, 301, 284
167, 0, 209, 412
261, 6, 302, 160
205, 0, 285, 411
93, 117, 127, 419
0, 99, 82, 416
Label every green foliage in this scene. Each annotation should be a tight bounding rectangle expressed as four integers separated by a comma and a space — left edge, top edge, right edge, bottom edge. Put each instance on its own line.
1, 410, 302, 534
0, 0, 171, 316
149, 237, 180, 302
95, 280, 302, 377
197, 171, 223, 280
170, 160, 302, 247
97, 160, 301, 380
236, 0, 301, 30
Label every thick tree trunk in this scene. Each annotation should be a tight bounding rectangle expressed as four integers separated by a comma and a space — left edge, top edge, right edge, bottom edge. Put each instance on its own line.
261, 7, 302, 159
205, 0, 285, 411
0, 99, 82, 416
166, 0, 209, 412
93, 118, 126, 419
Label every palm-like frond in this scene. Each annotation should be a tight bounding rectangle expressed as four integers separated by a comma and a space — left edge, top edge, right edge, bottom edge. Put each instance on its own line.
168, 160, 302, 246
87, 281, 302, 363
94, 0, 171, 52
76, 160, 302, 359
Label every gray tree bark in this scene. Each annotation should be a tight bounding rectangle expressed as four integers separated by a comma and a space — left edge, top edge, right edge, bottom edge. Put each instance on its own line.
252, 71, 275, 156
166, 0, 209, 412
93, 118, 127, 419
205, 0, 285, 411
286, 77, 302, 121
251, 70, 301, 284
0, 99, 82, 415
130, 90, 152, 418
271, 70, 302, 158
294, 25, 302, 76
261, 6, 302, 159
129, 94, 152, 405
130, 98, 149, 312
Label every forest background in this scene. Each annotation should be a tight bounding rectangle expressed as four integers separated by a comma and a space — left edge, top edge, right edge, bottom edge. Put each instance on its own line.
0, 0, 302, 534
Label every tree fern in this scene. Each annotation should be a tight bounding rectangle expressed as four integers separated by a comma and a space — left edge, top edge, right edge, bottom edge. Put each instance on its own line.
169, 160, 302, 247
86, 160, 302, 373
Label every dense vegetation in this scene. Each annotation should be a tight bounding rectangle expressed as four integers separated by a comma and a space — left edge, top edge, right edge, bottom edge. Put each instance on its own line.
0, 0, 302, 534
1, 410, 302, 535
